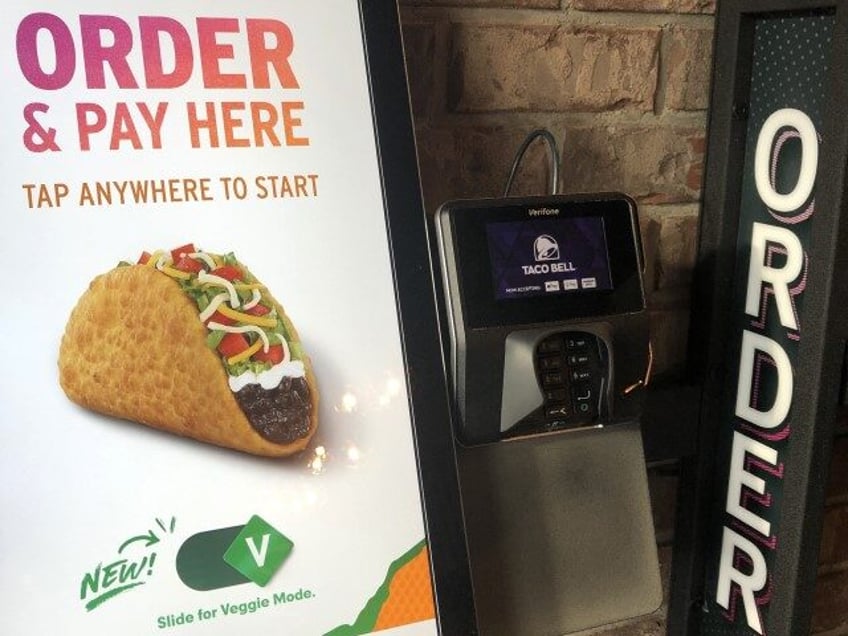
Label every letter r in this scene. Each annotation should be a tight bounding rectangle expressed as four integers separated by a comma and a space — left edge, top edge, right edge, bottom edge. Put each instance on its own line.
716, 527, 767, 635
745, 222, 803, 330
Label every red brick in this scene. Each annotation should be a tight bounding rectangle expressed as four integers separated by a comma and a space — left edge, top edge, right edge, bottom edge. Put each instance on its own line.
415, 122, 706, 211
647, 307, 691, 376
818, 505, 848, 567
642, 207, 699, 291
413, 125, 466, 215
665, 27, 714, 111
561, 125, 706, 204
572, 0, 715, 14
826, 436, 848, 500
812, 566, 848, 633
414, 123, 560, 214
448, 24, 660, 112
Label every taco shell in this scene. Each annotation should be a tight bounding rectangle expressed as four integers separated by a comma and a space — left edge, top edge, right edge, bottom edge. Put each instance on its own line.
59, 259, 318, 457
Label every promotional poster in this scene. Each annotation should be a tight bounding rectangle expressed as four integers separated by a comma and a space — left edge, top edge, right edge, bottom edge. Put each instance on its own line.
0, 2, 437, 634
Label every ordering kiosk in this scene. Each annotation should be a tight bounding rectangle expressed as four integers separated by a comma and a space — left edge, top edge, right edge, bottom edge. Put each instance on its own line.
434, 194, 662, 635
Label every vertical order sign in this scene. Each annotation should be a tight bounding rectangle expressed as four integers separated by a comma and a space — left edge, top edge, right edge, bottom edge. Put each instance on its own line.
702, 13, 834, 635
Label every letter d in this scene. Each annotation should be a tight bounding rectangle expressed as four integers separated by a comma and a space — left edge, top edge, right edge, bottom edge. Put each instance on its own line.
736, 330, 793, 429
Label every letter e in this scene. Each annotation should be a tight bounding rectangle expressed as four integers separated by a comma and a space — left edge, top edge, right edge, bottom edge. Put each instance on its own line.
726, 431, 777, 536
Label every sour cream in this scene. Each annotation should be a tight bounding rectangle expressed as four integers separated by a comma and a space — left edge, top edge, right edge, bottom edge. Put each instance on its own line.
228, 360, 305, 392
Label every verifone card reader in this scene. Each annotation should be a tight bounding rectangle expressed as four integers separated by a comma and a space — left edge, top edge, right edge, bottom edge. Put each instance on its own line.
435, 193, 650, 444
434, 193, 661, 634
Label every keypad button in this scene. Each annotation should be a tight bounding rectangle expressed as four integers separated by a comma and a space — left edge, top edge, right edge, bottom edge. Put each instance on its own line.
538, 338, 563, 354
539, 356, 562, 371
544, 388, 568, 402
568, 353, 590, 366
571, 369, 592, 382
575, 401, 593, 416
571, 382, 597, 418
545, 404, 571, 419
542, 372, 564, 387
565, 336, 589, 351
571, 382, 593, 403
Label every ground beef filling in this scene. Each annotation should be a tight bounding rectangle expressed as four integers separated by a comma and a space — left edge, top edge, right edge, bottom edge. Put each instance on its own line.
235, 376, 313, 444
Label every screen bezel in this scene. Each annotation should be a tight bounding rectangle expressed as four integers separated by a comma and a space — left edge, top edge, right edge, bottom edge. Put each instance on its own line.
359, 1, 477, 633
448, 195, 645, 329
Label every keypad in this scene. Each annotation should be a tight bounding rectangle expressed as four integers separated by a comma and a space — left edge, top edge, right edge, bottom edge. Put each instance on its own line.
535, 331, 605, 427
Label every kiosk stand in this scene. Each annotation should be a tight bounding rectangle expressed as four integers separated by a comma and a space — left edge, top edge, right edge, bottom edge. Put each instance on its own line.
433, 194, 662, 634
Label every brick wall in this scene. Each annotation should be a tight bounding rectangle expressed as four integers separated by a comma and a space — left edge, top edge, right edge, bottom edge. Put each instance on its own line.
397, 1, 848, 634
400, 0, 712, 377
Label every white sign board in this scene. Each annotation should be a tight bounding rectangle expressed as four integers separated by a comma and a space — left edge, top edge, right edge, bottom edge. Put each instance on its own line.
0, 2, 465, 634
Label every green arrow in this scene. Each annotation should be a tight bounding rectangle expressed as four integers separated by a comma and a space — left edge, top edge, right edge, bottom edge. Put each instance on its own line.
118, 530, 160, 553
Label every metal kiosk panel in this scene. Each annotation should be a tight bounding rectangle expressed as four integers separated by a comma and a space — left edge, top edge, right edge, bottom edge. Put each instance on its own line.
669, 2, 848, 634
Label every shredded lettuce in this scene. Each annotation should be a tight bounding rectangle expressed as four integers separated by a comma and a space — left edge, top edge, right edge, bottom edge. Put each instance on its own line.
206, 330, 225, 350
162, 250, 301, 377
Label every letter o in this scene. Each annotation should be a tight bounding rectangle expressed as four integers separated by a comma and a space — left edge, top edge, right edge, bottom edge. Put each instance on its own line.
754, 108, 818, 213
16, 13, 76, 90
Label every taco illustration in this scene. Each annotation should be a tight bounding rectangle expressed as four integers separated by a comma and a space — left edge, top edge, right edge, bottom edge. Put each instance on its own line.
58, 243, 318, 457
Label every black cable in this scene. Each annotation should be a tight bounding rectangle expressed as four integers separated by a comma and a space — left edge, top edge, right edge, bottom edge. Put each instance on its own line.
502, 128, 562, 197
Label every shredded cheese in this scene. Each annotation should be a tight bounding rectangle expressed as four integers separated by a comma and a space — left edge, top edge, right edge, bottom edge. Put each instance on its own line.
146, 251, 164, 267
279, 335, 291, 365
242, 289, 262, 310
227, 339, 264, 365
207, 321, 271, 352
198, 271, 239, 307
197, 293, 230, 323
189, 251, 217, 270
216, 304, 277, 328
158, 265, 191, 280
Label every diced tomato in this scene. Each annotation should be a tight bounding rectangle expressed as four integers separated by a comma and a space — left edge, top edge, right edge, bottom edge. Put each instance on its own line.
170, 243, 196, 263
174, 255, 203, 274
206, 311, 235, 326
245, 303, 270, 316
253, 345, 284, 365
137, 251, 152, 265
217, 332, 249, 357
211, 265, 243, 282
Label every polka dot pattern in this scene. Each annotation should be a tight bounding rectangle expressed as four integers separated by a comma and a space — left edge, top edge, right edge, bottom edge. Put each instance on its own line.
748, 13, 833, 133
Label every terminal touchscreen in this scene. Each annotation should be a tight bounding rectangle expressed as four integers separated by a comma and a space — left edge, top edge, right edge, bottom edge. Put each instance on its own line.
435, 193, 651, 444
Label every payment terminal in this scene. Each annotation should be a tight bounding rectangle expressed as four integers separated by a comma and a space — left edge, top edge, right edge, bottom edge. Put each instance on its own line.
433, 193, 661, 635
435, 193, 651, 444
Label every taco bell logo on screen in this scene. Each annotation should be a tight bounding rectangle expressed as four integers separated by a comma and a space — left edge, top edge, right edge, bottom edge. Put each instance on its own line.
534, 235, 560, 261
486, 216, 613, 300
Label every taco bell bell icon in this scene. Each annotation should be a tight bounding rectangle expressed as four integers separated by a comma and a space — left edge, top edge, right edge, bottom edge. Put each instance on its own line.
534, 235, 560, 262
